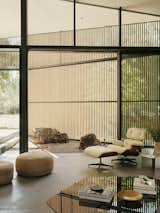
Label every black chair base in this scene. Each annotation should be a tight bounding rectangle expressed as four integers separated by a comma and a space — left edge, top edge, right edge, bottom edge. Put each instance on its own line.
88, 158, 112, 169
112, 158, 137, 166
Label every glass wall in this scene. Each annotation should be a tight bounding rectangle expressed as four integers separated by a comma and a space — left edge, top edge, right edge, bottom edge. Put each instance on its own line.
0, 0, 20, 45
0, 0, 159, 48
27, 1, 160, 47
28, 51, 117, 141
122, 54, 160, 145
76, 4, 118, 46
122, 11, 160, 47
0, 50, 19, 152
28, 0, 74, 46
0, 0, 160, 153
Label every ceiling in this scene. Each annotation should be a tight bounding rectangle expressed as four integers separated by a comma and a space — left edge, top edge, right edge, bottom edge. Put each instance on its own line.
74, 0, 160, 15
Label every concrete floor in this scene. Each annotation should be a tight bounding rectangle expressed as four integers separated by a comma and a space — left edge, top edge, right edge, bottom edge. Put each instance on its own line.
0, 150, 160, 213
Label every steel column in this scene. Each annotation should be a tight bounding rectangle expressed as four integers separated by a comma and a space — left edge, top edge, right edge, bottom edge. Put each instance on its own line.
117, 52, 122, 140
74, 0, 76, 46
117, 7, 122, 140
119, 7, 122, 47
20, 0, 28, 153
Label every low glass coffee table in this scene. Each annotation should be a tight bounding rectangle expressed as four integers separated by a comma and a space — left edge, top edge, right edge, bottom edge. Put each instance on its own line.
47, 176, 160, 213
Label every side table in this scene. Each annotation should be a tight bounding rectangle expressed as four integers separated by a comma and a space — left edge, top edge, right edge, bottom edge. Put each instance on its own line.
141, 153, 155, 170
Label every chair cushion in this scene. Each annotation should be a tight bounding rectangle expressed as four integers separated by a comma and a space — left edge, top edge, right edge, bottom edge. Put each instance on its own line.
85, 146, 110, 158
126, 128, 146, 141
0, 161, 13, 186
107, 144, 128, 154
16, 151, 53, 177
124, 139, 144, 147
85, 145, 127, 158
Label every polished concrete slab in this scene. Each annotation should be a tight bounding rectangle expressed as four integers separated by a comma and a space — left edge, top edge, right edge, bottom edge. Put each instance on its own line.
0, 150, 160, 213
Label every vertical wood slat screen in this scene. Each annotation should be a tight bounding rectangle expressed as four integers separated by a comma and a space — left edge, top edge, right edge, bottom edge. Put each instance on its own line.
28, 52, 117, 140
0, 20, 159, 47
122, 21, 160, 47
122, 55, 160, 145
28, 20, 160, 46
28, 20, 159, 46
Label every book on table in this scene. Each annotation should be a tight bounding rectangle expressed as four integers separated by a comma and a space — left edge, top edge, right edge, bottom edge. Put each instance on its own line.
79, 185, 114, 209
79, 185, 114, 203
133, 177, 156, 195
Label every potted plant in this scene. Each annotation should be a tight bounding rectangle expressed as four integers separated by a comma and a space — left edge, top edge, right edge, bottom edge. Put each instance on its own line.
150, 128, 160, 156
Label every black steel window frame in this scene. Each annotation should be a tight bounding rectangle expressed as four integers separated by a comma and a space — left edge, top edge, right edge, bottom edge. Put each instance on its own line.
0, 0, 159, 152
19, 0, 28, 153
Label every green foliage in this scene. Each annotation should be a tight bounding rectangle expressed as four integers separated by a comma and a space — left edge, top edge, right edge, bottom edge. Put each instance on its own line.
0, 71, 19, 114
122, 55, 160, 101
0, 71, 10, 94
150, 129, 160, 142
122, 55, 160, 138
0, 51, 19, 114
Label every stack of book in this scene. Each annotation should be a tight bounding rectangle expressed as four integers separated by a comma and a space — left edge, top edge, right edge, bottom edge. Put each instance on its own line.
79, 185, 114, 209
133, 176, 156, 195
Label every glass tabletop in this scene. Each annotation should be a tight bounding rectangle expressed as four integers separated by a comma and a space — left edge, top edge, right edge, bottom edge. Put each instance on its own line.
47, 176, 160, 213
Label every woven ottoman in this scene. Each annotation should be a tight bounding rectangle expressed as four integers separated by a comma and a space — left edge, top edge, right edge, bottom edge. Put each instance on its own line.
16, 151, 53, 177
0, 161, 14, 186
118, 190, 143, 208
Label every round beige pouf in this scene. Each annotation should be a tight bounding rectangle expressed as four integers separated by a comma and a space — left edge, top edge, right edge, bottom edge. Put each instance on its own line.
0, 161, 14, 186
16, 151, 53, 177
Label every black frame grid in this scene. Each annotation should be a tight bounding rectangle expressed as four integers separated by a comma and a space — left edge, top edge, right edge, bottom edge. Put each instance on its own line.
0, 0, 159, 152
20, 0, 28, 153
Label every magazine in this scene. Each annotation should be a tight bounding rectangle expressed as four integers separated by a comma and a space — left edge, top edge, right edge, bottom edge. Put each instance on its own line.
133, 176, 156, 195
79, 185, 114, 203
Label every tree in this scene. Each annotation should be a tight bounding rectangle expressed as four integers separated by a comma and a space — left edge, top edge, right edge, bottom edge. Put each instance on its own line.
122, 55, 160, 139
0, 71, 10, 95
0, 49, 19, 114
